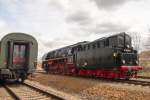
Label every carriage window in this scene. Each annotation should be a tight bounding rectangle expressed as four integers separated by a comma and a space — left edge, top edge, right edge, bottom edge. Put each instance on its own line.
80, 46, 83, 51
13, 45, 19, 58
13, 44, 26, 65
71, 48, 74, 54
88, 44, 90, 50
68, 49, 72, 55
109, 36, 117, 47
100, 41, 104, 47
105, 39, 109, 46
78, 48, 81, 51
20, 45, 26, 58
83, 45, 86, 51
92, 44, 96, 49
97, 42, 100, 48
85, 45, 88, 50
14, 45, 26, 58
118, 36, 124, 47
78, 46, 83, 51
125, 35, 131, 47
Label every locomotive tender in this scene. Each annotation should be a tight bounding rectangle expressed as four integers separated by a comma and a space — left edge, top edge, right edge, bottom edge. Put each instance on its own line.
0, 33, 38, 82
42, 32, 142, 79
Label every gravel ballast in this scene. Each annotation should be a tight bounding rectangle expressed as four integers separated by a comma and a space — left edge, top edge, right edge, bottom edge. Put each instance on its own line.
29, 73, 150, 100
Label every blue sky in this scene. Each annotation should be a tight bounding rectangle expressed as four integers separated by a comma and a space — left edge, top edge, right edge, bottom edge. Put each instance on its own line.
0, 0, 150, 59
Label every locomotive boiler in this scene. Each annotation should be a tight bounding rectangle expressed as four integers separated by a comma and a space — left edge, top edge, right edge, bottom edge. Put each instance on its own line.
42, 32, 141, 79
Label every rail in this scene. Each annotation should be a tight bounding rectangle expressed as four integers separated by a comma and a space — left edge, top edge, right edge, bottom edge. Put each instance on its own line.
4, 82, 65, 100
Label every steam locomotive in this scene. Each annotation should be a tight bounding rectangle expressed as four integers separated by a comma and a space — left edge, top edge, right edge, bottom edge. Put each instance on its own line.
42, 32, 142, 79
0, 33, 38, 82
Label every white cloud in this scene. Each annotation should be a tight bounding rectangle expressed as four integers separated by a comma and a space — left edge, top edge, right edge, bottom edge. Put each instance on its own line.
0, 19, 11, 38
0, 0, 149, 59
92, 0, 142, 10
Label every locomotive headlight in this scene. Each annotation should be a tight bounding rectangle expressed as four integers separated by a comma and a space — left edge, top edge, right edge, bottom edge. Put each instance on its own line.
113, 53, 117, 57
136, 60, 139, 64
122, 60, 125, 64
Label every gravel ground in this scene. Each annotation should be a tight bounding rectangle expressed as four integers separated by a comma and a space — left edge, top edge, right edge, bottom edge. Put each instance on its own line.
0, 86, 13, 99
30, 73, 150, 100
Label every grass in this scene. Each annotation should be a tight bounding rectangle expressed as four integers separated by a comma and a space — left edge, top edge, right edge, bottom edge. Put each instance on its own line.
138, 60, 150, 77
138, 71, 150, 77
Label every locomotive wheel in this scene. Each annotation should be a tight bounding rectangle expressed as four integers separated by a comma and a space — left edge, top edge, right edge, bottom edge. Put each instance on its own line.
125, 77, 130, 80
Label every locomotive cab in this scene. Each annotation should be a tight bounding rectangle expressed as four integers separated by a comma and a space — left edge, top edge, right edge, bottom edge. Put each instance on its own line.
112, 33, 142, 78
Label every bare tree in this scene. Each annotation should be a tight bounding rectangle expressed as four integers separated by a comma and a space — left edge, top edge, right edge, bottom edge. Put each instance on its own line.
145, 37, 150, 50
144, 30, 150, 50
127, 32, 141, 52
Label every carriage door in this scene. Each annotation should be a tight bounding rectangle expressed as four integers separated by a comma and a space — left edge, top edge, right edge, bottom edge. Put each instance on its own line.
12, 43, 28, 69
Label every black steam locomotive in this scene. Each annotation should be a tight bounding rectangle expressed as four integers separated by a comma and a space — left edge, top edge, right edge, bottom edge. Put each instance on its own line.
42, 32, 142, 79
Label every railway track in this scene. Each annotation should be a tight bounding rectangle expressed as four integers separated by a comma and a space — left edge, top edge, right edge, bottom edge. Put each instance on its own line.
76, 75, 150, 87
91, 77, 150, 87
35, 71, 150, 88
80, 76, 150, 87
86, 77, 150, 87
114, 79, 150, 87
0, 86, 13, 99
3, 82, 64, 100
137, 76, 150, 79
36, 70, 46, 73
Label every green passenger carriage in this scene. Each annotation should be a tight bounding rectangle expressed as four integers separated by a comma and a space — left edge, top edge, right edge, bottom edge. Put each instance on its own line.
0, 32, 38, 82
